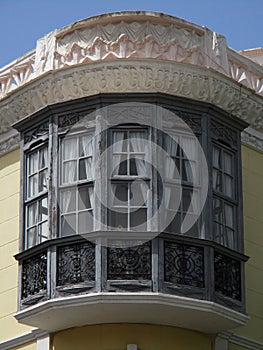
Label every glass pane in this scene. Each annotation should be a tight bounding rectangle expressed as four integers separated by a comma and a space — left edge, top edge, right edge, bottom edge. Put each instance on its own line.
182, 188, 192, 213
39, 147, 48, 169
164, 186, 180, 210
110, 208, 128, 229
213, 146, 221, 168
213, 169, 222, 192
79, 135, 93, 157
62, 138, 77, 160
224, 152, 233, 175
61, 214, 76, 236
27, 227, 37, 248
28, 174, 38, 197
27, 202, 37, 227
226, 228, 235, 249
112, 183, 128, 206
63, 161, 77, 183
39, 169, 48, 192
213, 198, 223, 223
214, 222, 224, 244
130, 181, 148, 207
112, 155, 127, 176
60, 190, 76, 213
79, 211, 93, 233
79, 157, 92, 180
182, 137, 196, 161
166, 212, 181, 233
38, 222, 48, 242
130, 155, 146, 176
225, 204, 234, 228
78, 187, 93, 210
225, 175, 234, 197
29, 152, 38, 175
130, 208, 147, 230
39, 197, 48, 222
182, 159, 195, 183
164, 135, 179, 157
113, 131, 126, 152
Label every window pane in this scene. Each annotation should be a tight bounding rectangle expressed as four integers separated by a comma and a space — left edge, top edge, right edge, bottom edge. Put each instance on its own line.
27, 227, 37, 248
112, 155, 127, 176
39, 147, 48, 169
164, 185, 180, 210
28, 174, 38, 197
130, 208, 147, 230
165, 212, 181, 233
29, 152, 38, 175
39, 222, 48, 242
225, 204, 234, 228
63, 161, 77, 183
213, 147, 221, 168
130, 155, 146, 176
61, 214, 76, 236
214, 222, 224, 244
213, 198, 223, 223
225, 175, 234, 197
63, 138, 78, 160
27, 202, 37, 227
78, 187, 93, 210
39, 197, 48, 222
79, 135, 93, 157
61, 190, 76, 213
224, 152, 233, 175
112, 183, 128, 206
79, 211, 93, 233
226, 228, 235, 249
113, 131, 126, 152
110, 209, 128, 229
130, 181, 148, 207
79, 158, 92, 180
39, 169, 48, 192
213, 169, 222, 192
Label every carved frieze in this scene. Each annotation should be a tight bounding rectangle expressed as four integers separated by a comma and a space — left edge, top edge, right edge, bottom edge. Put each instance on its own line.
1, 59, 263, 156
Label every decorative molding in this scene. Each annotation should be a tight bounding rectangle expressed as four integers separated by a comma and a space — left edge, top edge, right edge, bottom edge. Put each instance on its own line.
1, 59, 263, 137
0, 329, 48, 350
242, 127, 263, 153
220, 331, 263, 350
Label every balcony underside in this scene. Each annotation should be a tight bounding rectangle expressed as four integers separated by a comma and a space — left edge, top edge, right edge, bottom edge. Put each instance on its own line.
15, 292, 249, 334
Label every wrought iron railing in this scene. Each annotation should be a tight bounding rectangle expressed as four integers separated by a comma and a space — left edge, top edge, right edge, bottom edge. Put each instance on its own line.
16, 233, 247, 313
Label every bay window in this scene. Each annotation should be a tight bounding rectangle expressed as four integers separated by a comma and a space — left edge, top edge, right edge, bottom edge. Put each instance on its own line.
14, 94, 248, 314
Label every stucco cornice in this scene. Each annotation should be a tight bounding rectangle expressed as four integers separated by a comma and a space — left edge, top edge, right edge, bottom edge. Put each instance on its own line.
1, 59, 263, 156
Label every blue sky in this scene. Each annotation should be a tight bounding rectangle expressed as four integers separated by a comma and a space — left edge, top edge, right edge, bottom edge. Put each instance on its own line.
0, 0, 262, 68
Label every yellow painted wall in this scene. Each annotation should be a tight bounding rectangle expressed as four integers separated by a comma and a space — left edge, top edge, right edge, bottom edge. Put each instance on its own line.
235, 145, 263, 344
52, 324, 212, 350
0, 149, 33, 342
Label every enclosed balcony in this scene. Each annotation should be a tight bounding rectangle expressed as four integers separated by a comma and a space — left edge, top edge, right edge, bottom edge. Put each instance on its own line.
15, 232, 248, 334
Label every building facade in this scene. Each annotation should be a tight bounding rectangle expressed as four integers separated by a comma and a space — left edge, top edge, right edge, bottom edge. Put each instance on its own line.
0, 11, 263, 350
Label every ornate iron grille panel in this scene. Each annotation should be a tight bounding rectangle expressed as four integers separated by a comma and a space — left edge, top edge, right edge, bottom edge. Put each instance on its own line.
214, 252, 241, 300
24, 121, 49, 144
108, 243, 151, 280
164, 241, 204, 287
211, 121, 238, 146
57, 242, 95, 286
22, 252, 47, 299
